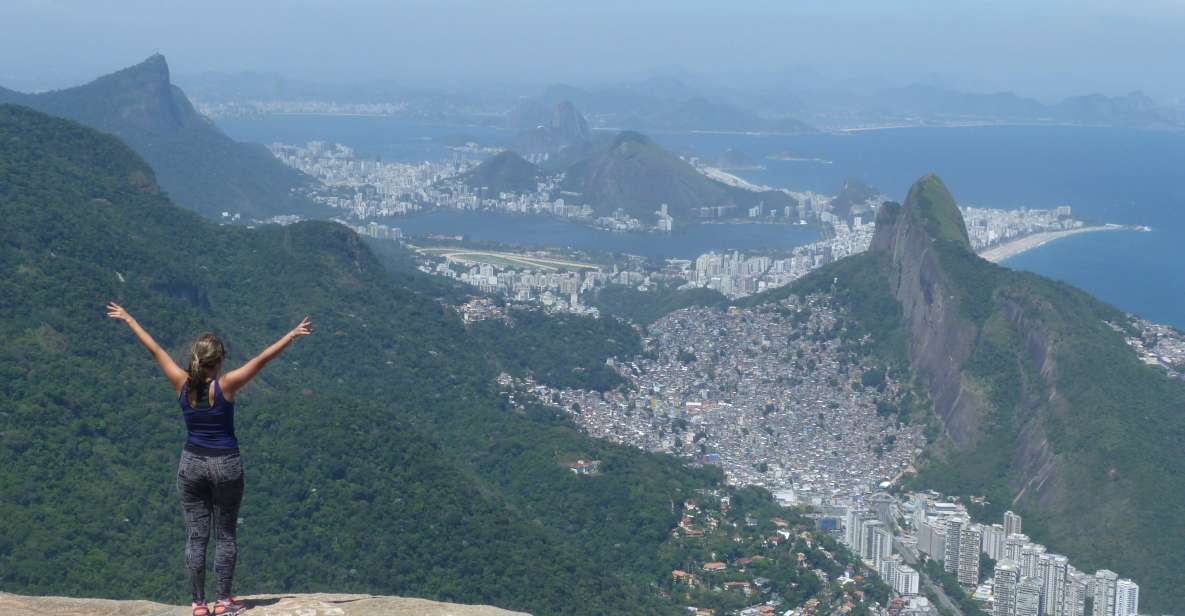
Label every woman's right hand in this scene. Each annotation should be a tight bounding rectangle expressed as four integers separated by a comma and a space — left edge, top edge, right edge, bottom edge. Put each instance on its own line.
289, 316, 314, 339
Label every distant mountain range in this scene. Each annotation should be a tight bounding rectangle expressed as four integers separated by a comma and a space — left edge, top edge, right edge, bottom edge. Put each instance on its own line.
466, 102, 795, 223
510, 78, 1185, 132
783, 83, 1185, 129
0, 55, 319, 220
178, 67, 1185, 132
510, 81, 816, 134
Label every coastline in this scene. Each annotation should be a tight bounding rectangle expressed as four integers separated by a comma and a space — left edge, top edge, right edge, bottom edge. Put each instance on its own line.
699, 166, 775, 192
979, 224, 1133, 263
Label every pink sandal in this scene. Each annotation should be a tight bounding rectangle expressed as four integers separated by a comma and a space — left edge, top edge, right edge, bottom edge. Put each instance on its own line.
213, 597, 246, 615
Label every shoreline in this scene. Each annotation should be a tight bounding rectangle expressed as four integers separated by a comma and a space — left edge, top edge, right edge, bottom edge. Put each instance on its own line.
699, 166, 775, 192
979, 224, 1135, 263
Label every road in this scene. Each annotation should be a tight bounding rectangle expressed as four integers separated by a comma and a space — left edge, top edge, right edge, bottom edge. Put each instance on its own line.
895, 537, 966, 616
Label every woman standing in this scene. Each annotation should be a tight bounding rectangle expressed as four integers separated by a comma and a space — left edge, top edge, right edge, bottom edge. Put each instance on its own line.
106, 302, 312, 616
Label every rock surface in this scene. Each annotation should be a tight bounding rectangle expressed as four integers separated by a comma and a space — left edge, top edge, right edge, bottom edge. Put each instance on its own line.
0, 592, 530, 616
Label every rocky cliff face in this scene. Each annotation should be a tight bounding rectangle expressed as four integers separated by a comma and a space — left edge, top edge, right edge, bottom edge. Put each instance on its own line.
870, 174, 1075, 514
870, 175, 988, 445
0, 592, 530, 616
805, 173, 1185, 608
548, 100, 591, 145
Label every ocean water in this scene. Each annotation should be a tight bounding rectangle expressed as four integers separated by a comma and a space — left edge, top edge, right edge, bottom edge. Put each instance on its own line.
219, 117, 1185, 328
652, 126, 1185, 328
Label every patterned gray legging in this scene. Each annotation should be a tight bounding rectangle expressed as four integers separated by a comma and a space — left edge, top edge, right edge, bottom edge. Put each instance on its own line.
176, 449, 245, 603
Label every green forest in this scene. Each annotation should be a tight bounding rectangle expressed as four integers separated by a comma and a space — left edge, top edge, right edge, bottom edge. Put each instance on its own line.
0, 104, 885, 614
589, 282, 730, 325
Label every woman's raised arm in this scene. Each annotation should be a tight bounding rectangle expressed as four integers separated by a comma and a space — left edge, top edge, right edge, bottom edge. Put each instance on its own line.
107, 302, 188, 392
221, 316, 313, 398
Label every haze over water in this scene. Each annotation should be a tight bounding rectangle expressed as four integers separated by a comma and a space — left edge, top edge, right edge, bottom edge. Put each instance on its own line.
222, 116, 1185, 329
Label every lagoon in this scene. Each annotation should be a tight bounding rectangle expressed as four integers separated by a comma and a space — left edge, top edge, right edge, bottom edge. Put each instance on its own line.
220, 116, 1185, 328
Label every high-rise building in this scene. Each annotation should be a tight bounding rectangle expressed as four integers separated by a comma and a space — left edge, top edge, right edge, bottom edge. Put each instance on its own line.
944, 517, 965, 573
994, 560, 1021, 616
1038, 554, 1068, 616
1004, 511, 1023, 537
1092, 570, 1118, 616
1005, 533, 1031, 562
869, 492, 896, 525
940, 516, 982, 586
845, 509, 876, 549
868, 525, 893, 568
958, 525, 982, 586
983, 523, 1006, 560
880, 555, 900, 584
859, 519, 882, 558
1064, 575, 1088, 616
1021, 543, 1047, 579
1114, 579, 1139, 616
1017, 577, 1043, 616
896, 564, 921, 596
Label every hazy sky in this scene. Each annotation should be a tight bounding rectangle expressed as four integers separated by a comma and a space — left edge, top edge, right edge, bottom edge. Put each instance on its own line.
3, 0, 1184, 101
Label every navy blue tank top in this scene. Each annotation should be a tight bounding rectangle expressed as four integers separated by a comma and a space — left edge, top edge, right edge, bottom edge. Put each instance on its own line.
179, 379, 238, 453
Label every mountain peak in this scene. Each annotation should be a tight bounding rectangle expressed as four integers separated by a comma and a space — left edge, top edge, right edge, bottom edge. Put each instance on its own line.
134, 53, 170, 78
93, 53, 173, 92
908, 173, 970, 248
872, 173, 970, 252
610, 130, 650, 149
464, 150, 540, 193
549, 100, 591, 142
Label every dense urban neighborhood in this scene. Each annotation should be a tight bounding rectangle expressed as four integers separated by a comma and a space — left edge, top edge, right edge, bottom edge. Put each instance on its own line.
268, 139, 1158, 616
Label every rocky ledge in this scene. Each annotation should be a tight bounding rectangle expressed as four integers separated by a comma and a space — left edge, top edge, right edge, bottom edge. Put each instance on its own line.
0, 592, 530, 616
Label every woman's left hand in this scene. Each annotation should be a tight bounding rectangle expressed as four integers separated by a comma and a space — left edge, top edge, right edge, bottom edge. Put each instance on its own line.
106, 301, 134, 324
289, 316, 314, 338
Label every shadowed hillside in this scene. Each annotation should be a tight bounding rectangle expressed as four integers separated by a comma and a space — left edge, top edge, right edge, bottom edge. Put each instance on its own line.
0, 55, 319, 220
559, 131, 795, 222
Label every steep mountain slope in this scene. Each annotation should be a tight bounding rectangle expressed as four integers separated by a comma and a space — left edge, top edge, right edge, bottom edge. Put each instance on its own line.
507, 100, 592, 157
786, 174, 1185, 610
560, 131, 795, 222
830, 178, 881, 221
463, 151, 541, 194
0, 55, 318, 220
0, 105, 728, 615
